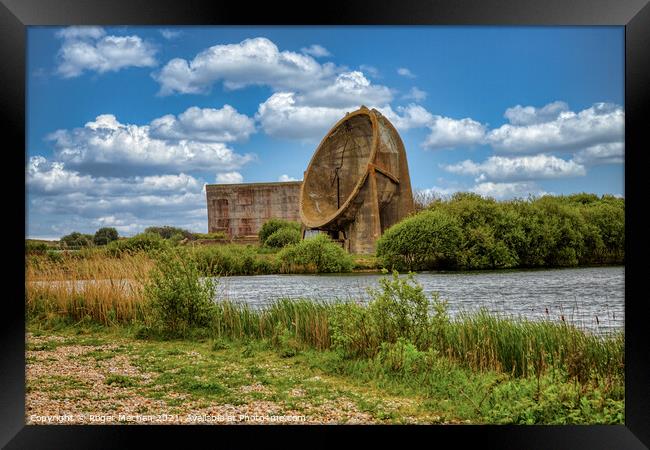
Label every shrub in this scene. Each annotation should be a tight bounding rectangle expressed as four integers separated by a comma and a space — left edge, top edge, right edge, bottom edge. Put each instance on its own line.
93, 227, 119, 246
192, 244, 279, 276
366, 271, 433, 348
329, 271, 444, 358
105, 232, 169, 256
278, 234, 353, 273
378, 193, 624, 271
60, 232, 94, 248
264, 227, 301, 248
26, 241, 49, 255
376, 210, 463, 271
376, 337, 429, 375
259, 219, 301, 245
144, 248, 217, 337
145, 226, 194, 240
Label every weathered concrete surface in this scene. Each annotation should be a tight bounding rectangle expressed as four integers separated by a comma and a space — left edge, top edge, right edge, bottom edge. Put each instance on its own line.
300, 106, 414, 254
206, 181, 302, 238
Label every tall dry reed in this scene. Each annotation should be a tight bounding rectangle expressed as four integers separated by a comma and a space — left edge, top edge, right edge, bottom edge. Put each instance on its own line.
26, 252, 153, 324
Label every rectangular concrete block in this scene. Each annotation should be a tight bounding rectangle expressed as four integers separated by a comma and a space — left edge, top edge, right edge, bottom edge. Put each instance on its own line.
206, 181, 302, 238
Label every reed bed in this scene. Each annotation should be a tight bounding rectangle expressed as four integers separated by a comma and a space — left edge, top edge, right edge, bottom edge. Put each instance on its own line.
26, 252, 153, 325
211, 299, 333, 350
440, 310, 624, 380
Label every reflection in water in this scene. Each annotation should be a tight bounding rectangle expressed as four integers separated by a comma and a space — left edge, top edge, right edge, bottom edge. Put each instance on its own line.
215, 266, 624, 336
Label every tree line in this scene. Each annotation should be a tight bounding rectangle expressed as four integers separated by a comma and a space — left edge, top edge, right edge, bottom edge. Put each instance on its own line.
377, 192, 624, 271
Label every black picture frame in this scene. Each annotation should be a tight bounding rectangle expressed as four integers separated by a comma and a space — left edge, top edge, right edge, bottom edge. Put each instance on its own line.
3, 0, 648, 448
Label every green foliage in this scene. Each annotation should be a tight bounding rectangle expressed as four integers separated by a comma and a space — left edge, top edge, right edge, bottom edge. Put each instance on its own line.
105, 374, 136, 387
375, 337, 433, 375
145, 226, 194, 240
366, 272, 433, 348
26, 240, 49, 255
105, 232, 169, 256
329, 271, 442, 358
144, 248, 217, 337
193, 232, 227, 240
60, 232, 94, 248
277, 234, 354, 273
259, 219, 301, 245
272, 324, 301, 358
192, 244, 279, 276
264, 227, 301, 248
93, 227, 119, 246
377, 193, 625, 271
376, 211, 463, 271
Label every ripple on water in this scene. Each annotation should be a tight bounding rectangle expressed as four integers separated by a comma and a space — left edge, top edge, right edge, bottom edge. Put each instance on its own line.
214, 266, 624, 336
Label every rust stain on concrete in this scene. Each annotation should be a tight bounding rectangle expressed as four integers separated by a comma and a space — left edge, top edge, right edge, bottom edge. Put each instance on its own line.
206, 181, 302, 239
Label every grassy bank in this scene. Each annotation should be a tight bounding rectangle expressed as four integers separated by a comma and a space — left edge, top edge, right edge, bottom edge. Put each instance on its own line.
25, 322, 623, 424
26, 251, 624, 424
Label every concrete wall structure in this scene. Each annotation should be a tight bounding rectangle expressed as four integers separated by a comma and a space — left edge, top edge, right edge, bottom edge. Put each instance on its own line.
206, 181, 302, 238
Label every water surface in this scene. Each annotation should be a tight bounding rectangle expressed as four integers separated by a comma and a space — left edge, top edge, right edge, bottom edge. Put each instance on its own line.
214, 266, 624, 335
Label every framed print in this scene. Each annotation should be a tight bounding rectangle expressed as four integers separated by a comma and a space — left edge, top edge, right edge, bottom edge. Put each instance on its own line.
3, 0, 649, 448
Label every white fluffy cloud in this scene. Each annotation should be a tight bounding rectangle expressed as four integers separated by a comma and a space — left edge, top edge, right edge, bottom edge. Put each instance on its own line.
418, 181, 548, 201
488, 102, 624, 154
443, 154, 586, 182
216, 172, 244, 184
27, 156, 209, 236
47, 114, 254, 175
27, 156, 94, 194
160, 29, 182, 40
154, 37, 337, 95
56, 26, 157, 78
471, 182, 549, 200
301, 44, 331, 58
574, 142, 624, 165
423, 116, 487, 150
298, 71, 393, 108
256, 92, 348, 140
397, 67, 416, 78
379, 104, 435, 131
28, 156, 202, 196
402, 87, 427, 102
149, 105, 256, 142
359, 65, 380, 78
278, 174, 300, 182
503, 101, 569, 125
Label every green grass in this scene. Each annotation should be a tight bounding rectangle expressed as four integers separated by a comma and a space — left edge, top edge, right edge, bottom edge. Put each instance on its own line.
26, 323, 624, 424
26, 262, 623, 425
105, 374, 137, 387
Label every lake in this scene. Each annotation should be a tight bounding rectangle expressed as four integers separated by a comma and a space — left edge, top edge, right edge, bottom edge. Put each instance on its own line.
213, 266, 624, 335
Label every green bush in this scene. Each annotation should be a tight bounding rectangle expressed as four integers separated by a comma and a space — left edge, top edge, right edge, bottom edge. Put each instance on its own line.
329, 271, 443, 358
26, 241, 49, 255
93, 227, 119, 246
377, 193, 624, 271
259, 219, 301, 245
105, 232, 169, 256
192, 244, 279, 276
145, 226, 194, 240
264, 227, 301, 248
376, 209, 463, 271
60, 232, 94, 248
144, 248, 217, 337
278, 234, 353, 273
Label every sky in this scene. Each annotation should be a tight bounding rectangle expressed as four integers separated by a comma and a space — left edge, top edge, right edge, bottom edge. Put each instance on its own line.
26, 26, 624, 239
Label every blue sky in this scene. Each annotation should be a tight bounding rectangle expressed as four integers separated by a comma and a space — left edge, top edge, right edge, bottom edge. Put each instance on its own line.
26, 26, 624, 239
